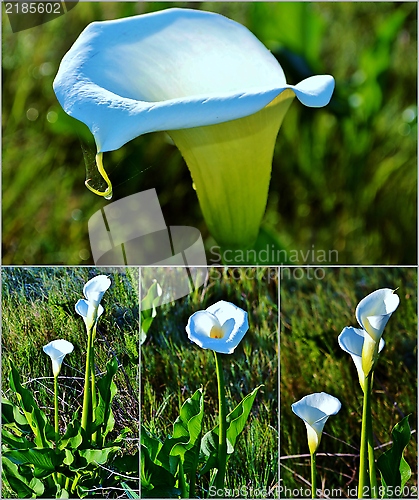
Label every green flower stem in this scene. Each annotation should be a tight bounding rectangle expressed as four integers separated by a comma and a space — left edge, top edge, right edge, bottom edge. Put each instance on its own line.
54, 375, 59, 439
359, 372, 373, 498
311, 452, 317, 499
81, 326, 93, 433
53, 375, 61, 485
178, 458, 187, 498
214, 351, 227, 493
367, 376, 378, 498
189, 466, 197, 499
91, 325, 98, 445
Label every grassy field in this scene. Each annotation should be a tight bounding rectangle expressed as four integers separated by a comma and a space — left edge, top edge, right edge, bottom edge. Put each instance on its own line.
280, 267, 417, 498
141, 267, 279, 498
1, 267, 140, 497
2, 2, 417, 265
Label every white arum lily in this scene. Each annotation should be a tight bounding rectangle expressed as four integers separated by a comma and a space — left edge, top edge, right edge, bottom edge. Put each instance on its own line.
338, 327, 385, 390
43, 339, 74, 377
355, 288, 399, 376
186, 300, 249, 354
53, 8, 335, 248
291, 392, 341, 454
77, 275, 111, 330
75, 299, 104, 328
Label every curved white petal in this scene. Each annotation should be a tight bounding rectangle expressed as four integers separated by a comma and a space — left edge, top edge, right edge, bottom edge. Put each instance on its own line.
355, 288, 400, 342
338, 326, 385, 388
43, 339, 74, 377
75, 298, 104, 321
186, 300, 249, 354
83, 275, 111, 307
291, 392, 341, 454
54, 8, 335, 153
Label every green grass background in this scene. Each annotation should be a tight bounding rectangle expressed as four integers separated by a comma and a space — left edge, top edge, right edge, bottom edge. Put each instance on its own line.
141, 267, 279, 498
1, 267, 140, 457
2, 2, 417, 265
280, 267, 417, 498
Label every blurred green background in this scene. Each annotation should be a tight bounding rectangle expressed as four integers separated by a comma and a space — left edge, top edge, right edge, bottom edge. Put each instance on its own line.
280, 267, 417, 497
142, 267, 278, 497
2, 2, 417, 264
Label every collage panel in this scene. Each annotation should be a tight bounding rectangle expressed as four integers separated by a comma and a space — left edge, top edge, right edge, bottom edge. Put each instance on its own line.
2, 2, 417, 266
140, 267, 279, 499
280, 267, 417, 499
1, 267, 140, 498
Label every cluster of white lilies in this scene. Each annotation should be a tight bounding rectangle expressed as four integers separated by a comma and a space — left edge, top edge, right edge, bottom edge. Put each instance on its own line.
292, 288, 399, 498
42, 275, 111, 438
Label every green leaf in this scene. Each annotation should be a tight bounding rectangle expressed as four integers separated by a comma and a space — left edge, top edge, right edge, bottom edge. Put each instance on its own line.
141, 426, 163, 463
76, 446, 120, 468
141, 445, 179, 498
157, 387, 204, 476
58, 418, 83, 450
141, 280, 162, 344
1, 397, 31, 434
8, 363, 53, 448
3, 447, 64, 478
377, 415, 412, 498
2, 455, 45, 497
92, 356, 118, 438
200, 385, 262, 474
1, 428, 35, 450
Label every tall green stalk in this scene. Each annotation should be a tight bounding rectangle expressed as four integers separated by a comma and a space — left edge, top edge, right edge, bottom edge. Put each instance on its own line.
311, 452, 317, 498
54, 375, 59, 439
359, 372, 373, 498
214, 351, 227, 493
81, 326, 93, 432
91, 325, 98, 445
366, 380, 378, 498
178, 458, 187, 498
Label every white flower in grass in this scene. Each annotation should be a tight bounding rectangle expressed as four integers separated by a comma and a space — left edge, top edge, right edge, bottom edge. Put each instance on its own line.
338, 327, 385, 390
83, 275, 111, 308
186, 301, 249, 354
355, 288, 399, 376
54, 8, 335, 248
75, 299, 104, 329
43, 340, 74, 377
76, 275, 111, 330
291, 392, 341, 454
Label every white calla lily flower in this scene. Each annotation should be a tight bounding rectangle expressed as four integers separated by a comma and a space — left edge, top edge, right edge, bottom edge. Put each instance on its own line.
54, 8, 335, 248
43, 339, 74, 377
75, 298, 104, 329
355, 288, 400, 343
355, 288, 399, 376
186, 300, 249, 354
291, 392, 341, 455
78, 275, 111, 330
338, 327, 385, 390
83, 275, 111, 307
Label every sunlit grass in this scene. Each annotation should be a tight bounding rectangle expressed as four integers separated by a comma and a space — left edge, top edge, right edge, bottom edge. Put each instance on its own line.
141, 267, 279, 497
1, 267, 140, 441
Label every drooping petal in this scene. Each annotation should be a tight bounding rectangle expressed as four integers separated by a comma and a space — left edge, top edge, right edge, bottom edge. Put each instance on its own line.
83, 275, 111, 307
186, 300, 249, 354
355, 288, 399, 343
291, 392, 341, 454
43, 339, 74, 377
338, 327, 385, 389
